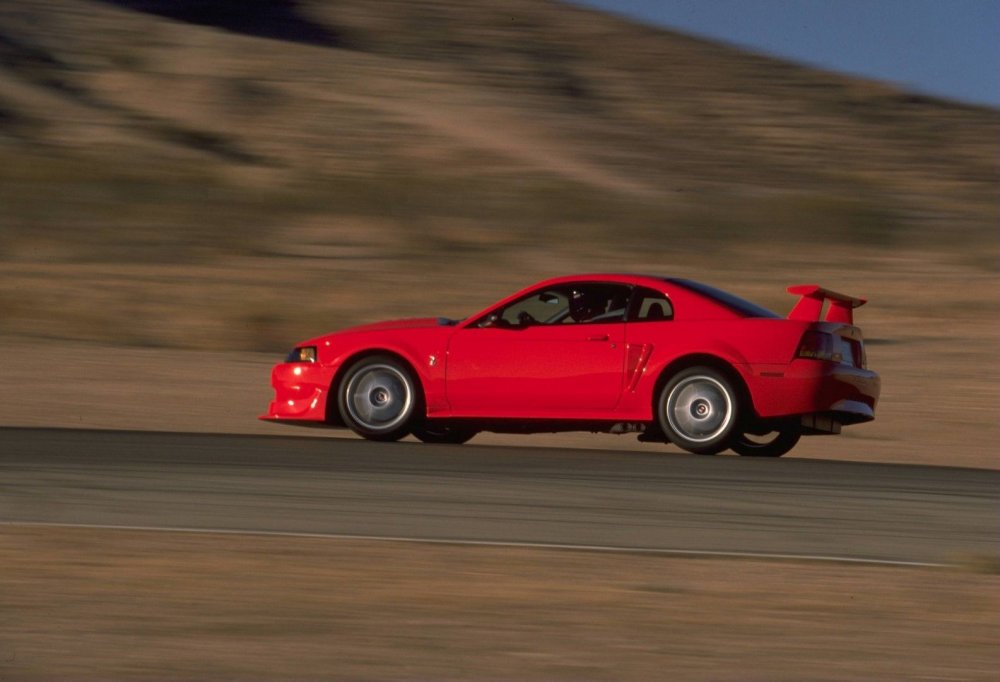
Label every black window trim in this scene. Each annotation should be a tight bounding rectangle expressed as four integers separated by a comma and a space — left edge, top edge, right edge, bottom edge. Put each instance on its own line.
627, 285, 674, 323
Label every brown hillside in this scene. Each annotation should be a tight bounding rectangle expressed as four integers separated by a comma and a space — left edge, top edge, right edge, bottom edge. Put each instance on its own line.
0, 0, 997, 348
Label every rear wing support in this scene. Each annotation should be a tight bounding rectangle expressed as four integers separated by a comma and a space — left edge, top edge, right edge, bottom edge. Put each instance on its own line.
787, 284, 867, 325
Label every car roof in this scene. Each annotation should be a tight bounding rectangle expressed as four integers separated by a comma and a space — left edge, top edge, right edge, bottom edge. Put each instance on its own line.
529, 273, 671, 289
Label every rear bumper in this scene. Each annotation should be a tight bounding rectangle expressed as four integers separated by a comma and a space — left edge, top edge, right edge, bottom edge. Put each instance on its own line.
747, 359, 880, 423
799, 401, 874, 435
258, 362, 333, 423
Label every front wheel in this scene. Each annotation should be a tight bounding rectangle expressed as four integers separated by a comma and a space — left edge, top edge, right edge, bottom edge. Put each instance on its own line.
338, 355, 418, 441
658, 367, 741, 455
731, 429, 800, 457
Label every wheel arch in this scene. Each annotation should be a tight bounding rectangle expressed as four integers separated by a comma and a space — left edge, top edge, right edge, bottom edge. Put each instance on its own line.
325, 348, 427, 425
651, 354, 756, 421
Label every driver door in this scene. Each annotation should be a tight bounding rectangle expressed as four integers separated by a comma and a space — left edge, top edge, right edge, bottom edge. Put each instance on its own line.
445, 284, 628, 417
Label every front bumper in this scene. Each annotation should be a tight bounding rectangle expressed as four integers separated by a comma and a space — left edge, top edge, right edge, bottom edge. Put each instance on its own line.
258, 362, 333, 423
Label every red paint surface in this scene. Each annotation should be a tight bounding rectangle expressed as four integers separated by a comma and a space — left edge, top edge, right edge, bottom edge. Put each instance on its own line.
261, 274, 880, 431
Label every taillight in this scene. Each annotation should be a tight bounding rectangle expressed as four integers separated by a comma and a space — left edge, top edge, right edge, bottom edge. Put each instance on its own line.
796, 331, 842, 363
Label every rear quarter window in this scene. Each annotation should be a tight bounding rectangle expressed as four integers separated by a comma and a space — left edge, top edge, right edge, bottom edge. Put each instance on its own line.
629, 287, 673, 321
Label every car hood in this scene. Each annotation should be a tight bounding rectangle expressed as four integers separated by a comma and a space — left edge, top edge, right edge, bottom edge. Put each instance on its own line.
295, 317, 456, 349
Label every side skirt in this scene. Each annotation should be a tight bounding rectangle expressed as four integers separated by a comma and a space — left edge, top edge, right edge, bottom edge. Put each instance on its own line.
425, 418, 653, 436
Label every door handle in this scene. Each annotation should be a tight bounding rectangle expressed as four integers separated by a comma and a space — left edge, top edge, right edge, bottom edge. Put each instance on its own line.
587, 334, 610, 342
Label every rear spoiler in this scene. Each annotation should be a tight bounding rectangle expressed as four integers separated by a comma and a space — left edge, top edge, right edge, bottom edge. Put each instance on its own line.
787, 284, 867, 324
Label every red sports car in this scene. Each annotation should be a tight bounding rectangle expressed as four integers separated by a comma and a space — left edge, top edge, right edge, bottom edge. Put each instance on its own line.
261, 275, 879, 457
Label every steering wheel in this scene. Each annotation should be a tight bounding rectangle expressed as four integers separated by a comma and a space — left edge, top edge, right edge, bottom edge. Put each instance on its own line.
517, 311, 537, 327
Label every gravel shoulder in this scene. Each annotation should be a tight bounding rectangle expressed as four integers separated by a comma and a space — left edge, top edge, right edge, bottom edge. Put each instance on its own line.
2, 526, 998, 680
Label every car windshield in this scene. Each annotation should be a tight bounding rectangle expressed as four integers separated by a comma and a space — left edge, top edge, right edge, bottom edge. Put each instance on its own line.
666, 278, 780, 319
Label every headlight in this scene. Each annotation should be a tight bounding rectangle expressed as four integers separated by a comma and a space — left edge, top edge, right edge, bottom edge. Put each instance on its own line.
285, 346, 317, 363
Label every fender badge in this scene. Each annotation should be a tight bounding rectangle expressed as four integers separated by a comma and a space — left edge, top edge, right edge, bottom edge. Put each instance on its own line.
429, 355, 437, 367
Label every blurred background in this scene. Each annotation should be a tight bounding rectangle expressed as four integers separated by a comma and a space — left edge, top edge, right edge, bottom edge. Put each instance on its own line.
2, 3, 999, 678
0, 0, 997, 464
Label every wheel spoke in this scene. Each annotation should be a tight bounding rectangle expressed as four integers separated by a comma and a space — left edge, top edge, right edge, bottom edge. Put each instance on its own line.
345, 364, 413, 432
666, 375, 733, 443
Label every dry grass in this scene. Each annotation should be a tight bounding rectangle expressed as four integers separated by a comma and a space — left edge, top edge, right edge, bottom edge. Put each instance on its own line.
1, 526, 998, 680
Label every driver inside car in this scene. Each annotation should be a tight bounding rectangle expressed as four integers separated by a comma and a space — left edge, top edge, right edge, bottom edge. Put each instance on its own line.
568, 289, 605, 323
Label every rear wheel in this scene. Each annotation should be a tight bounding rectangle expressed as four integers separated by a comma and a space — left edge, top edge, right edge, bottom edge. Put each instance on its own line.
731, 429, 800, 457
338, 355, 417, 442
658, 367, 741, 455
412, 421, 477, 445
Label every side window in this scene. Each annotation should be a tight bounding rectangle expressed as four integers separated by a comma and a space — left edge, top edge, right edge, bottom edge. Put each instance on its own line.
499, 289, 568, 326
480, 283, 632, 327
578, 284, 631, 324
629, 287, 673, 322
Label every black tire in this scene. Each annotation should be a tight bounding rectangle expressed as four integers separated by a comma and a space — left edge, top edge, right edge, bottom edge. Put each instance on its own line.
337, 355, 418, 442
412, 421, 477, 445
657, 366, 741, 455
731, 429, 800, 457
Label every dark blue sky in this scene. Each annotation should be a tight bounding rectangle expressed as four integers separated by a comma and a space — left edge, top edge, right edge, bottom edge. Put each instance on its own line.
573, 0, 1000, 108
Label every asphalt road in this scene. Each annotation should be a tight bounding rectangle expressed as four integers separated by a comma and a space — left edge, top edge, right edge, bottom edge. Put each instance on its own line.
1, 428, 997, 565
